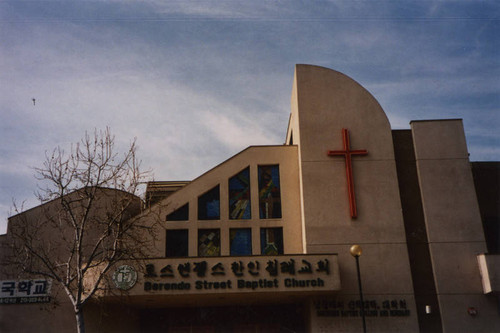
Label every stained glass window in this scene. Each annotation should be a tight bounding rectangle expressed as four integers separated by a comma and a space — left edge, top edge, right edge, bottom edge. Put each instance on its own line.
229, 167, 251, 219
260, 228, 283, 255
166, 203, 189, 221
198, 229, 220, 256
198, 185, 220, 220
230, 228, 252, 255
258, 165, 282, 219
166, 229, 189, 257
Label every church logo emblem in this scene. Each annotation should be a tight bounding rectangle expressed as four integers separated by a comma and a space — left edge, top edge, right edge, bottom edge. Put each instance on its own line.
112, 265, 137, 290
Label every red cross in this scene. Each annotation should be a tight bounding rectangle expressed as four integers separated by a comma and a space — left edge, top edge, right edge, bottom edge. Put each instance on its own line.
327, 128, 368, 219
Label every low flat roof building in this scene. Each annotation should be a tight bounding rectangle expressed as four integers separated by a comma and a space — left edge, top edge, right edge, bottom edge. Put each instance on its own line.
1, 65, 499, 332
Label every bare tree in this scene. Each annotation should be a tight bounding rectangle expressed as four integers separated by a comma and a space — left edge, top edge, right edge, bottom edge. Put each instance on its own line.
5, 128, 155, 333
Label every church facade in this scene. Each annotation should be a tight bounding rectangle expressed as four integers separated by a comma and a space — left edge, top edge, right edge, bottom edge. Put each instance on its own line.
1, 65, 499, 332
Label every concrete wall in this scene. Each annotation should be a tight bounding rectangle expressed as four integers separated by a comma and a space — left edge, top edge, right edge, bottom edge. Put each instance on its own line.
393, 129, 443, 332
472, 162, 500, 253
411, 119, 500, 332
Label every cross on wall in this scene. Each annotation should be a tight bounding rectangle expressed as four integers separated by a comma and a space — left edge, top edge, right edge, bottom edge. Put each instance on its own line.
327, 128, 368, 219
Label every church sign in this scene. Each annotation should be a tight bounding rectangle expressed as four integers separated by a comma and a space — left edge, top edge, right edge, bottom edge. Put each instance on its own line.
117, 254, 340, 296
0, 279, 52, 304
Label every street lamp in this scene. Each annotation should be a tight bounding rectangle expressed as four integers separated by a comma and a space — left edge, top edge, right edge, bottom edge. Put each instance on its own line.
350, 244, 366, 333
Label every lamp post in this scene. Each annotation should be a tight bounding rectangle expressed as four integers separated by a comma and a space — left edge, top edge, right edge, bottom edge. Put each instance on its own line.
350, 244, 366, 333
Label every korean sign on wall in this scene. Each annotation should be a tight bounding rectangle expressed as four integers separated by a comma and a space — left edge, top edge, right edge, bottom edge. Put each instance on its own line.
115, 254, 340, 296
0, 279, 52, 305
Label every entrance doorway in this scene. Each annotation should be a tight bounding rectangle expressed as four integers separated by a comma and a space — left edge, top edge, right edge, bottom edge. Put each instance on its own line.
140, 303, 306, 332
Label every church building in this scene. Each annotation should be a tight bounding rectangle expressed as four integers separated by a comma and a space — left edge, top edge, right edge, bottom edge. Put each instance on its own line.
1, 65, 499, 332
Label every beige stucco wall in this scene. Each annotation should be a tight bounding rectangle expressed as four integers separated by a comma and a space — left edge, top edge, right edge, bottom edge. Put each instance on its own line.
84, 302, 141, 333
144, 145, 303, 258
0, 188, 143, 333
289, 65, 419, 332
0, 288, 76, 333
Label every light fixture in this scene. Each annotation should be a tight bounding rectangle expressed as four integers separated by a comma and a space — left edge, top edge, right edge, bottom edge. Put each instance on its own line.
350, 244, 363, 257
350, 244, 366, 333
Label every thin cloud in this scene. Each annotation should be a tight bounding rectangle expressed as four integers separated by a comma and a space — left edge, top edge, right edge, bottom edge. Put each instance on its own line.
1, 1, 498, 234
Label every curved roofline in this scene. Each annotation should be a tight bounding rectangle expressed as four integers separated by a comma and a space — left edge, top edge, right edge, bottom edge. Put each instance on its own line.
294, 64, 391, 126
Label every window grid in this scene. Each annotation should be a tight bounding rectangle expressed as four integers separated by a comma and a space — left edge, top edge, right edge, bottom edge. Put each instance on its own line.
165, 164, 284, 257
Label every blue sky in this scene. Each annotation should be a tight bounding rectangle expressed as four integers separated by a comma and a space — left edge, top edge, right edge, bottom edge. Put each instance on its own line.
1, 0, 499, 233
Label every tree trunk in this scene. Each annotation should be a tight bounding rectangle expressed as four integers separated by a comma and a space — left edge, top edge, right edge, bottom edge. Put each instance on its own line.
75, 306, 85, 333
